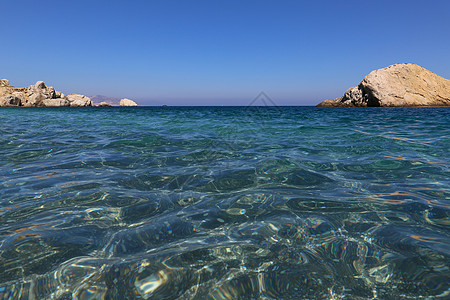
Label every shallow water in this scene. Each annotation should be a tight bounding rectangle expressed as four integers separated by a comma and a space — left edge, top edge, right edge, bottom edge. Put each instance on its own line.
0, 106, 449, 299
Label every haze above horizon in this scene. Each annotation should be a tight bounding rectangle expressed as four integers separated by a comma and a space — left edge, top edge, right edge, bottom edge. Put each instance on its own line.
1, 0, 449, 106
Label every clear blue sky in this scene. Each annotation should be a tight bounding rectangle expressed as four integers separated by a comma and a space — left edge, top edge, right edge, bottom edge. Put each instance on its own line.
1, 0, 449, 106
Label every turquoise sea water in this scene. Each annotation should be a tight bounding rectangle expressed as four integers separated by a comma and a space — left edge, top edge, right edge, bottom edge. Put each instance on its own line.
0, 107, 449, 299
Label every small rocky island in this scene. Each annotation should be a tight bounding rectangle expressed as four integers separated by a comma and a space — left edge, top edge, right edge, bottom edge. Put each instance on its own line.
0, 79, 138, 107
317, 63, 450, 107
119, 98, 138, 106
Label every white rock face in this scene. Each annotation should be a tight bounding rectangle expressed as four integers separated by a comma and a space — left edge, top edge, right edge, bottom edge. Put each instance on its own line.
0, 79, 10, 86
26, 81, 56, 101
317, 63, 450, 107
0, 80, 21, 103
0, 94, 22, 106
42, 98, 70, 107
1, 92, 27, 106
96, 101, 112, 107
55, 91, 66, 99
27, 93, 46, 106
67, 94, 92, 107
34, 81, 46, 90
119, 98, 138, 106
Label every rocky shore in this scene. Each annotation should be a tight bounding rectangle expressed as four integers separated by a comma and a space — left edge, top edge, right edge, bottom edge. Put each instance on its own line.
317, 63, 450, 107
0, 79, 138, 107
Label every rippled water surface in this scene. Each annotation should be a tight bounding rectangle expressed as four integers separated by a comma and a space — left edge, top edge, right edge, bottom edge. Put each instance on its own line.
0, 107, 449, 299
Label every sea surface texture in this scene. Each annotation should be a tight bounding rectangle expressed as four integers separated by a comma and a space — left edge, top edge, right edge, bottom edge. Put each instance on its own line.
0, 107, 449, 299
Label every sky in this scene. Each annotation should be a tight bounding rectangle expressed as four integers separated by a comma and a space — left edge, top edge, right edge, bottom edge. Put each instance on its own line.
1, 0, 449, 106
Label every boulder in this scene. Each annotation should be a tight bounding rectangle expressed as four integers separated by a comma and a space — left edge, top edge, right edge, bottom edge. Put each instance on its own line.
27, 93, 46, 106
0, 94, 21, 106
55, 91, 66, 99
0, 79, 16, 99
96, 101, 112, 107
67, 94, 92, 107
317, 63, 450, 107
34, 81, 46, 90
24, 81, 59, 106
13, 92, 27, 106
0, 79, 10, 87
0, 92, 28, 106
42, 98, 70, 107
119, 98, 138, 106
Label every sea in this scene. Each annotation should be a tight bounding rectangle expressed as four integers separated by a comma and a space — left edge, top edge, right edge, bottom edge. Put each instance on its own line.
0, 106, 449, 299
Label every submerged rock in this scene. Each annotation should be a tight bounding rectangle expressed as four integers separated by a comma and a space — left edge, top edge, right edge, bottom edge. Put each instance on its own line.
317, 63, 450, 107
119, 98, 138, 106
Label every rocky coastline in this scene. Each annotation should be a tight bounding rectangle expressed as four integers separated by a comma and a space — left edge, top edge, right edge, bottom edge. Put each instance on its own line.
317, 63, 450, 107
0, 79, 138, 107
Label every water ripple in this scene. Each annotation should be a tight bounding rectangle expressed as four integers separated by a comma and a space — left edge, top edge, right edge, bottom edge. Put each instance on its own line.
0, 107, 449, 299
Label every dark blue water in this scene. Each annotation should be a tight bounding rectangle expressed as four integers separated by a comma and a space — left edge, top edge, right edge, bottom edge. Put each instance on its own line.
0, 107, 449, 299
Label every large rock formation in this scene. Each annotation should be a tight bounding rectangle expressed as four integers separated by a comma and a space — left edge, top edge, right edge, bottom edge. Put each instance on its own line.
317, 63, 450, 107
0, 79, 95, 107
119, 98, 138, 106
0, 80, 25, 106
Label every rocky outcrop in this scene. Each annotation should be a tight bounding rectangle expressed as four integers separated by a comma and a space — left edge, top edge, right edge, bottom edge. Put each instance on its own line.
96, 102, 112, 107
0, 92, 26, 106
0, 80, 22, 105
67, 94, 92, 107
317, 63, 450, 107
0, 79, 137, 108
0, 79, 76, 107
0, 79, 104, 107
119, 98, 138, 106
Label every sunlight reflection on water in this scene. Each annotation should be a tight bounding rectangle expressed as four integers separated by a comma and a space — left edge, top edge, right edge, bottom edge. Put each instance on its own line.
0, 107, 449, 299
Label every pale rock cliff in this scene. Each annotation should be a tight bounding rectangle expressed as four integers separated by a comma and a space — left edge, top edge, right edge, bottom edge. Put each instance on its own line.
67, 94, 92, 107
119, 98, 138, 106
317, 64, 450, 107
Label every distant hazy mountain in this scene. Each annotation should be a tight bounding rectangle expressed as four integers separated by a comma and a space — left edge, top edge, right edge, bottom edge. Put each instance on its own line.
90, 95, 121, 105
